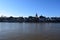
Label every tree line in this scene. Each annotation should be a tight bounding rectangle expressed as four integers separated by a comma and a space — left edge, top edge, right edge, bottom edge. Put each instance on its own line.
0, 15, 60, 23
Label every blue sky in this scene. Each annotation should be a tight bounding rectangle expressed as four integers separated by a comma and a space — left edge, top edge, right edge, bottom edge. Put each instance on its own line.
0, 0, 60, 17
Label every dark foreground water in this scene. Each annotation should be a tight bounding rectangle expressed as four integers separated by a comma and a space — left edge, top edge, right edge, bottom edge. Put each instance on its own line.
0, 23, 60, 40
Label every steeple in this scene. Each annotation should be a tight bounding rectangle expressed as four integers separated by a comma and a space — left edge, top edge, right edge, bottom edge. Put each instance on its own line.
35, 13, 38, 18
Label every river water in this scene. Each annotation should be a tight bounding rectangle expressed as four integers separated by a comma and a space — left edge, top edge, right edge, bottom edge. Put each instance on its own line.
0, 23, 60, 40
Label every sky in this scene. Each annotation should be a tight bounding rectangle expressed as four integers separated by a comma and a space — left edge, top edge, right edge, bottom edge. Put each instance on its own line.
0, 0, 60, 17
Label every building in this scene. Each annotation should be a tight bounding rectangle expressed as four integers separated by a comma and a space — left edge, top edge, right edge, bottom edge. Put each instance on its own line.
35, 13, 38, 18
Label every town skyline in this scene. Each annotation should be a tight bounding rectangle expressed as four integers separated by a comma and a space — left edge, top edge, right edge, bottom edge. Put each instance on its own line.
0, 13, 60, 23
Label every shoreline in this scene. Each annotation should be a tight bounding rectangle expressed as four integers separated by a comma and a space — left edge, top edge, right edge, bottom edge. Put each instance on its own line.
0, 22, 60, 23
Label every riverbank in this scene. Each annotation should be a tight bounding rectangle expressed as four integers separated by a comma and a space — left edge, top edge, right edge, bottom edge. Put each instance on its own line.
0, 21, 60, 23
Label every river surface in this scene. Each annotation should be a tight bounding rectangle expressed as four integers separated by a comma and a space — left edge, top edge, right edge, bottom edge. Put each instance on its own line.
0, 23, 60, 40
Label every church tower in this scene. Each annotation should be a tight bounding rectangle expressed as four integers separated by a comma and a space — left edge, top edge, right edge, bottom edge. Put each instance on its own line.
35, 13, 38, 18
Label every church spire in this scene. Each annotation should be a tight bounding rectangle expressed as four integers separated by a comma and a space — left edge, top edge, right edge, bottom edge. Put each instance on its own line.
35, 13, 38, 18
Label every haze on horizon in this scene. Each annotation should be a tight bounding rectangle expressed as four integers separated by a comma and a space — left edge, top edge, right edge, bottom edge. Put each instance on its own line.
0, 0, 60, 17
